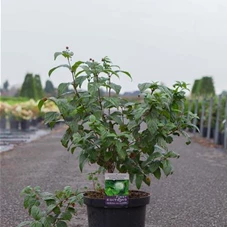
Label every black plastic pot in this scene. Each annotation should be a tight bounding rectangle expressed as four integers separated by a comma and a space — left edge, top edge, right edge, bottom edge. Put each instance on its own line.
84, 191, 150, 227
10, 118, 20, 131
0, 117, 6, 129
202, 127, 208, 137
21, 119, 30, 131
218, 132, 224, 145
210, 128, 216, 139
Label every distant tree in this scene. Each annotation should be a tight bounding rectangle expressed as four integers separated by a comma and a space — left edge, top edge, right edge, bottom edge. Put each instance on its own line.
34, 74, 44, 99
199, 76, 215, 97
20, 73, 38, 100
123, 91, 140, 96
44, 80, 55, 96
191, 76, 215, 97
191, 79, 200, 97
3, 80, 9, 91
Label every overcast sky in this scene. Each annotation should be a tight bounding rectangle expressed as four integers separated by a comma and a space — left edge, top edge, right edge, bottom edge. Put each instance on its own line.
1, 0, 227, 94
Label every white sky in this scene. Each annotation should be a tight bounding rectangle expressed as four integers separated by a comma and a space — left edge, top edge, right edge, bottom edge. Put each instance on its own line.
1, 0, 227, 94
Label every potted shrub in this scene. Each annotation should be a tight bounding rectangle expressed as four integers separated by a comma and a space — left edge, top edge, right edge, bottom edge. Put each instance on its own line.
18, 47, 197, 227
20, 101, 36, 131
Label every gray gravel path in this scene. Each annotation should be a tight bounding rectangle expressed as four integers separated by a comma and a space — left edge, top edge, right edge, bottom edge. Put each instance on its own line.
0, 128, 227, 227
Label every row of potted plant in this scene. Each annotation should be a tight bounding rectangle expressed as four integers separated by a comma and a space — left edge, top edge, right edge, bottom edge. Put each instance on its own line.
0, 99, 59, 130
184, 96, 227, 145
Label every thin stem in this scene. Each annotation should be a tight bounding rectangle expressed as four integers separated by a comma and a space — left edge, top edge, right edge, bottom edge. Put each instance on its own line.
94, 73, 103, 111
108, 75, 111, 116
67, 57, 80, 98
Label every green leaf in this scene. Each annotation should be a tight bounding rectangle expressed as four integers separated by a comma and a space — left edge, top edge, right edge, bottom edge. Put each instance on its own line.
104, 151, 113, 161
129, 173, 135, 183
30, 221, 43, 227
54, 52, 63, 60
66, 207, 76, 215
149, 151, 163, 160
38, 98, 47, 111
58, 83, 70, 97
115, 70, 132, 80
165, 136, 173, 144
153, 168, 161, 180
103, 97, 120, 108
145, 117, 159, 134
164, 151, 180, 159
45, 199, 56, 206
21, 186, 33, 195
120, 70, 132, 79
44, 112, 60, 124
79, 152, 87, 172
34, 186, 41, 192
23, 195, 31, 209
80, 65, 91, 75
116, 140, 127, 160
68, 196, 78, 204
31, 206, 42, 220
40, 217, 52, 227
62, 50, 74, 58
46, 204, 56, 213
71, 61, 84, 73
56, 221, 67, 227
48, 64, 71, 77
181, 130, 191, 145
17, 221, 32, 227
142, 154, 160, 169
138, 83, 152, 92
109, 112, 123, 125
40, 192, 55, 200
74, 76, 87, 88
60, 211, 72, 221
161, 159, 173, 176
63, 186, 72, 197
27, 199, 37, 214
108, 83, 121, 94
127, 120, 138, 130
61, 128, 71, 148
53, 206, 61, 215
135, 174, 144, 189
105, 133, 117, 139
148, 161, 161, 173
134, 107, 149, 120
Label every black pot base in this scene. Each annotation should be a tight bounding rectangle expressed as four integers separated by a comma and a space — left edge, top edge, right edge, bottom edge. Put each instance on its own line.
84, 191, 150, 227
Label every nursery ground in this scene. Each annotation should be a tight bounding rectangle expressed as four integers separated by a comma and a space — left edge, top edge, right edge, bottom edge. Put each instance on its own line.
0, 127, 227, 227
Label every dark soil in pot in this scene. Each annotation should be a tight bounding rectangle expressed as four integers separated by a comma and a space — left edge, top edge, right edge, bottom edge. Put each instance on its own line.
85, 190, 149, 199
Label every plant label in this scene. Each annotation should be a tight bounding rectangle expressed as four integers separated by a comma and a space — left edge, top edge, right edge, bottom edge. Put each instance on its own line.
105, 173, 129, 206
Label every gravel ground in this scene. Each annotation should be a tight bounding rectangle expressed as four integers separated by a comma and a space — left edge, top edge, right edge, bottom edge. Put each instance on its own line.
0, 128, 227, 227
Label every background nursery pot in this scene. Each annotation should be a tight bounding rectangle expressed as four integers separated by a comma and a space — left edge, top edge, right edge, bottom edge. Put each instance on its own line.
19, 47, 197, 227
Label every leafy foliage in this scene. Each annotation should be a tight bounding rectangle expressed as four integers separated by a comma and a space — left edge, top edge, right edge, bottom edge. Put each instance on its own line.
38, 48, 198, 190
18, 186, 83, 227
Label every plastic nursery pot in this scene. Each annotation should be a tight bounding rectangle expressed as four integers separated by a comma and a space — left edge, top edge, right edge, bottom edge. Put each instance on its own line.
10, 118, 20, 131
83, 190, 150, 227
21, 119, 30, 131
0, 117, 6, 129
